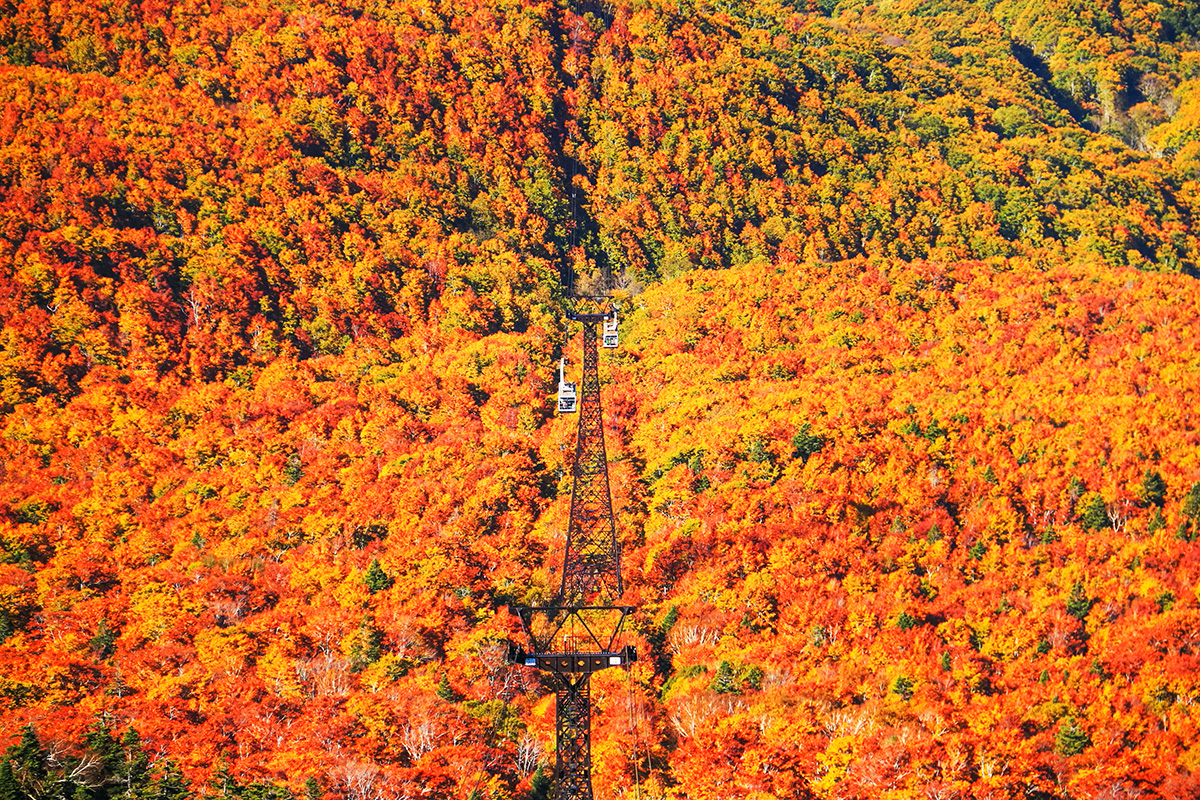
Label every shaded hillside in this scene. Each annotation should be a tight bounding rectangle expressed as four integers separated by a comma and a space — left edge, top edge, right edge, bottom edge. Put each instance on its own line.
2, 0, 1200, 798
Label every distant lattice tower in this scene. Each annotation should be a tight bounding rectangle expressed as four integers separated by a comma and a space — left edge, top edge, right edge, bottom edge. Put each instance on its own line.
509, 302, 635, 800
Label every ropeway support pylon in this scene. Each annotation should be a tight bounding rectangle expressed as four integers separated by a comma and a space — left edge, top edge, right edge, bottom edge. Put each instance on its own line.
509, 302, 635, 800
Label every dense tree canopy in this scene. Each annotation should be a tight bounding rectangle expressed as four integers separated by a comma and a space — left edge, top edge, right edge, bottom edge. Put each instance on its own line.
2, 0, 1200, 798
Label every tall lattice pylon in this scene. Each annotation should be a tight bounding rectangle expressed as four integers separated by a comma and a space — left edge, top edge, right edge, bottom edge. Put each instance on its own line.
510, 306, 635, 800
561, 316, 622, 605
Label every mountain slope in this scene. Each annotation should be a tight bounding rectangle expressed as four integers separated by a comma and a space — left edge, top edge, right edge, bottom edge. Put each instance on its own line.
2, 0, 1200, 798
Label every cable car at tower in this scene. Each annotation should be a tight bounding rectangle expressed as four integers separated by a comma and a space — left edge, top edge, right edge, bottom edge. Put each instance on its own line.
557, 358, 577, 413
602, 312, 618, 348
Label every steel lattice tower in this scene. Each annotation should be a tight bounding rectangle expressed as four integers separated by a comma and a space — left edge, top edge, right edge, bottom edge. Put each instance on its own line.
561, 318, 622, 605
510, 306, 635, 800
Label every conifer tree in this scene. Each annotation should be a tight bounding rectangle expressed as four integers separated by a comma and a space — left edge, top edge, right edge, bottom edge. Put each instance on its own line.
1081, 494, 1109, 531
436, 674, 460, 703
1067, 582, 1092, 621
711, 660, 737, 694
83, 720, 121, 778
1141, 470, 1166, 507
207, 757, 240, 800
364, 560, 392, 594
7, 727, 45, 800
1055, 718, 1091, 756
0, 760, 22, 800
145, 761, 188, 800
529, 766, 550, 800
116, 729, 149, 800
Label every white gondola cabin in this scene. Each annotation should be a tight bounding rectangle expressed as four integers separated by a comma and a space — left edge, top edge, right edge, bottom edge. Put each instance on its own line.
557, 358, 577, 413
602, 314, 619, 348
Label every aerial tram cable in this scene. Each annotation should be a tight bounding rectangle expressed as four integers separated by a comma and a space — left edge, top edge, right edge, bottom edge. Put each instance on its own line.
556, 0, 619, 413
511, 6, 634, 800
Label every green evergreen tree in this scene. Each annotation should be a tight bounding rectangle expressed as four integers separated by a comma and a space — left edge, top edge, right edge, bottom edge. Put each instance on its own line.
8, 727, 46, 797
88, 619, 119, 660
659, 606, 678, 636
1067, 475, 1086, 500
303, 778, 321, 800
746, 439, 771, 464
349, 623, 385, 672
923, 418, 947, 441
242, 782, 292, 800
791, 423, 825, 464
436, 674, 460, 703
529, 765, 551, 800
363, 560, 392, 594
116, 729, 149, 800
1081, 494, 1109, 531
1141, 470, 1167, 507
0, 760, 23, 800
1183, 483, 1200, 520
83, 720, 121, 778
710, 660, 738, 694
206, 757, 240, 800
1055, 718, 1091, 756
688, 452, 710, 492
1066, 581, 1092, 621
282, 455, 303, 486
1147, 506, 1166, 535
144, 761, 188, 800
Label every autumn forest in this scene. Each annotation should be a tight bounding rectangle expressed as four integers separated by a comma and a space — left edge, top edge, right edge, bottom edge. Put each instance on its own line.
2, 0, 1200, 797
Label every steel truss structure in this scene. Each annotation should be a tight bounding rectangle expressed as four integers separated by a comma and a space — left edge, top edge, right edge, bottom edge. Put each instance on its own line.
510, 303, 635, 800
554, 674, 593, 800
561, 315, 622, 604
